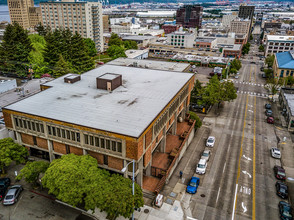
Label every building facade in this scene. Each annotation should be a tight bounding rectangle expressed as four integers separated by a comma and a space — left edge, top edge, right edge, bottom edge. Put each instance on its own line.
176, 5, 203, 29
40, 0, 103, 52
230, 18, 251, 41
3, 61, 195, 193
102, 15, 109, 33
194, 37, 217, 49
167, 31, 196, 48
279, 88, 294, 132
265, 35, 294, 56
8, 0, 41, 30
222, 14, 237, 28
273, 50, 294, 78
238, 5, 255, 20
162, 24, 180, 35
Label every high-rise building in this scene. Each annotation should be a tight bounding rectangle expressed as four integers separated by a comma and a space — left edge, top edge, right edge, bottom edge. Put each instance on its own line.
40, 0, 104, 52
238, 5, 255, 20
7, 0, 41, 30
230, 18, 251, 42
102, 15, 109, 33
176, 5, 203, 29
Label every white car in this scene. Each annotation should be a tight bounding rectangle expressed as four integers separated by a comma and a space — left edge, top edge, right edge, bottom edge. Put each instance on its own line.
196, 159, 207, 174
271, 148, 281, 159
206, 136, 215, 147
201, 150, 211, 161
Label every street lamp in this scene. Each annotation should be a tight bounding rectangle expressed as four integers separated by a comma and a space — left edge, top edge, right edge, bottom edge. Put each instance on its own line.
121, 159, 135, 220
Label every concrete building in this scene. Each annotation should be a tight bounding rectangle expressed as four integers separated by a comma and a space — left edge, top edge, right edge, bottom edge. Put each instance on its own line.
273, 50, 294, 78
167, 31, 196, 48
230, 18, 251, 41
162, 24, 180, 35
7, 0, 41, 30
265, 35, 294, 56
238, 5, 255, 20
176, 5, 203, 29
221, 14, 237, 28
121, 35, 157, 48
263, 21, 282, 31
136, 11, 176, 18
3, 60, 195, 193
40, 0, 104, 52
125, 49, 149, 59
102, 15, 109, 33
194, 37, 217, 49
222, 44, 242, 58
279, 88, 294, 132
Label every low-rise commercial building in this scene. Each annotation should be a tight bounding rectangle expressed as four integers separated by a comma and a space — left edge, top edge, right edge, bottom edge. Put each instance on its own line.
273, 50, 294, 78
125, 49, 149, 59
222, 44, 242, 58
121, 35, 157, 47
162, 24, 180, 35
194, 37, 216, 49
3, 60, 195, 193
166, 31, 196, 48
279, 88, 294, 132
265, 35, 294, 56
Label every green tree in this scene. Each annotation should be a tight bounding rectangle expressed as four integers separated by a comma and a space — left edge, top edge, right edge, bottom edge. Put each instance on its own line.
265, 55, 275, 68
16, 161, 49, 185
53, 54, 73, 78
242, 43, 251, 55
189, 111, 202, 128
0, 23, 32, 77
286, 76, 294, 88
35, 23, 50, 37
191, 79, 203, 103
108, 33, 123, 47
230, 59, 242, 70
230, 68, 237, 74
123, 40, 138, 50
43, 30, 62, 68
221, 80, 237, 102
250, 34, 253, 41
107, 45, 126, 59
259, 45, 264, 52
260, 31, 264, 40
83, 38, 97, 57
0, 138, 28, 174
264, 68, 273, 78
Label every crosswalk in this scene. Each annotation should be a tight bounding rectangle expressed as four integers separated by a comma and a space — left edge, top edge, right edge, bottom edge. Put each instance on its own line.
237, 90, 268, 98
231, 80, 264, 87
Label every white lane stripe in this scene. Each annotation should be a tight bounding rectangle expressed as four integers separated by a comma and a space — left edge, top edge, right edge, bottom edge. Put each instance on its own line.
232, 184, 239, 220
216, 187, 221, 204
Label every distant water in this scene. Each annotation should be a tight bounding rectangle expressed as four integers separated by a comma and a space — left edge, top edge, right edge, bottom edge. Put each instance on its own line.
0, 5, 9, 22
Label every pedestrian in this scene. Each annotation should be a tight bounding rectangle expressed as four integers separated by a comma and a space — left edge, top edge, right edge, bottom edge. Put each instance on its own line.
179, 171, 183, 178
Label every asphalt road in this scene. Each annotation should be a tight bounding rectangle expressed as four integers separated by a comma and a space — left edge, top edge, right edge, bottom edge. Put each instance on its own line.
189, 60, 283, 219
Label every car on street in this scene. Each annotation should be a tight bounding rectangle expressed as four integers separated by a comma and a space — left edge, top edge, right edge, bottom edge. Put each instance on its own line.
274, 165, 286, 180
3, 185, 23, 205
279, 201, 292, 220
271, 147, 281, 159
186, 177, 200, 194
267, 116, 274, 124
235, 75, 239, 79
206, 136, 215, 147
265, 104, 272, 109
276, 181, 288, 199
201, 150, 211, 161
196, 159, 207, 174
0, 178, 11, 200
265, 109, 273, 116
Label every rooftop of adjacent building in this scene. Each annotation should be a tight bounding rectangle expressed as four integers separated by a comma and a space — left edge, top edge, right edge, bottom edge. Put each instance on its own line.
267, 35, 294, 41
167, 31, 195, 36
276, 50, 294, 70
282, 88, 294, 117
195, 37, 216, 43
125, 49, 149, 59
5, 61, 193, 138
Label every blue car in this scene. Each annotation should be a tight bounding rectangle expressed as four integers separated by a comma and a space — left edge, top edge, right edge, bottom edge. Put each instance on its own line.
279, 201, 293, 220
186, 177, 200, 194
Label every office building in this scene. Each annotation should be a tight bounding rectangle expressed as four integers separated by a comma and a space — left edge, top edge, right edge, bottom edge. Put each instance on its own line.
8, 0, 41, 30
40, 0, 103, 52
222, 14, 237, 28
265, 35, 294, 56
176, 5, 203, 29
238, 5, 255, 20
167, 31, 197, 48
230, 18, 251, 41
102, 15, 109, 33
3, 59, 195, 193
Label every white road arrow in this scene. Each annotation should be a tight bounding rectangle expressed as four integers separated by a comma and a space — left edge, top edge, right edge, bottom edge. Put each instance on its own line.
242, 202, 247, 213
243, 155, 252, 161
242, 170, 252, 178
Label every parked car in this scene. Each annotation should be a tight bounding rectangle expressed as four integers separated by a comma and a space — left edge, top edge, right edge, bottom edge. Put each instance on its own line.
0, 178, 11, 201
186, 177, 200, 194
274, 165, 286, 180
3, 185, 23, 205
201, 150, 211, 161
265, 104, 272, 109
206, 136, 215, 147
279, 201, 292, 220
265, 109, 273, 116
271, 147, 281, 159
235, 75, 239, 79
276, 181, 288, 199
267, 116, 274, 124
196, 159, 207, 174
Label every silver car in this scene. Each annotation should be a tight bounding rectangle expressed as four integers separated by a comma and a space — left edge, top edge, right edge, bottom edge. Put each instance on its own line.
201, 150, 211, 161
271, 148, 281, 159
206, 136, 215, 147
3, 185, 23, 205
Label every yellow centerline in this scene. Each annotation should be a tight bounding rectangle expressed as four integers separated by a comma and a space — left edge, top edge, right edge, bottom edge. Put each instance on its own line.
252, 64, 257, 220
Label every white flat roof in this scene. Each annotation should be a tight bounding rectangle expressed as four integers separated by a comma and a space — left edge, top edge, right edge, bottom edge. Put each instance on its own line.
267, 35, 294, 41
125, 49, 149, 59
6, 64, 193, 138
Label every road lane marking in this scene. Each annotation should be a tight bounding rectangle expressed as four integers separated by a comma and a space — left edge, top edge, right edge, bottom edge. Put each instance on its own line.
253, 95, 257, 220
223, 162, 226, 173
216, 187, 221, 203
243, 155, 252, 161
242, 170, 252, 178
242, 202, 247, 213
240, 186, 251, 195
232, 184, 239, 220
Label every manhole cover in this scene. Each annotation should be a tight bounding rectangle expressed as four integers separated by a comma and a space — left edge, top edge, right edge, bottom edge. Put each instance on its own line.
169, 192, 177, 198
144, 209, 149, 214
165, 198, 174, 205
200, 194, 205, 197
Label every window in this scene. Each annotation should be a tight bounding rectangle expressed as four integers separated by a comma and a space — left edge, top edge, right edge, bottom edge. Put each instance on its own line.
47, 126, 51, 135
100, 139, 105, 148
62, 129, 66, 138
33, 136, 37, 145
84, 134, 89, 145
103, 155, 108, 165
117, 142, 122, 153
66, 130, 70, 140
95, 137, 99, 147
65, 144, 70, 154
90, 135, 94, 145
57, 128, 61, 137
23, 120, 27, 129
112, 141, 116, 151
14, 118, 18, 127
106, 139, 110, 150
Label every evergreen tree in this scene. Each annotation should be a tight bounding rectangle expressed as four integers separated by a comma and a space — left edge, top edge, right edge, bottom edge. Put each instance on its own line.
70, 33, 95, 73
53, 54, 73, 78
43, 31, 61, 68
83, 38, 97, 57
0, 23, 32, 77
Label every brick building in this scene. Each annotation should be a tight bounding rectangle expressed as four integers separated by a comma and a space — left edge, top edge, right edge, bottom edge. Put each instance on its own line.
3, 61, 195, 193
176, 5, 203, 29
162, 24, 180, 34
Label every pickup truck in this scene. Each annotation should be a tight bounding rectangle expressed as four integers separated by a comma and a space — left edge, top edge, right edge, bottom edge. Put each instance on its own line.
0, 178, 11, 200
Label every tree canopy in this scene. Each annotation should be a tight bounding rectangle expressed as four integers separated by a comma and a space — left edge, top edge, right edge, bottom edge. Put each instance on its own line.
0, 138, 28, 174
83, 38, 97, 57
42, 154, 144, 219
265, 55, 275, 68
107, 33, 137, 59
242, 43, 251, 55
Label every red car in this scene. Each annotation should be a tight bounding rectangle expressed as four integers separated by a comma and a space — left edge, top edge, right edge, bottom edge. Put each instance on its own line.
274, 165, 286, 180
267, 116, 274, 124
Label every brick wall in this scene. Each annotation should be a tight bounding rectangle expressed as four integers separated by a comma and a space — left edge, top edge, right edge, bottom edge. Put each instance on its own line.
157, 129, 163, 143
88, 151, 104, 165
70, 146, 83, 155
53, 141, 66, 154
3, 112, 12, 129
145, 127, 153, 148
108, 156, 123, 170
151, 140, 156, 151
144, 145, 152, 167
21, 133, 34, 146
36, 137, 48, 150
138, 137, 143, 158
126, 140, 138, 159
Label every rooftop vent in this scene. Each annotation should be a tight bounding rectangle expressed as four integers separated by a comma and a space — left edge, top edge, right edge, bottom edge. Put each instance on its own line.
64, 74, 81, 84
96, 73, 122, 92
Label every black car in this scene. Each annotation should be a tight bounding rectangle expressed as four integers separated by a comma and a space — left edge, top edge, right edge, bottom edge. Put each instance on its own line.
260, 67, 264, 71
276, 181, 288, 199
274, 165, 286, 180
0, 178, 11, 200
265, 104, 272, 109
265, 109, 273, 116
279, 201, 293, 220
